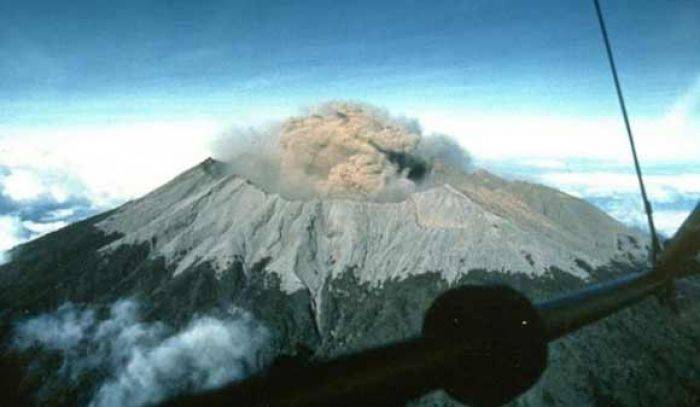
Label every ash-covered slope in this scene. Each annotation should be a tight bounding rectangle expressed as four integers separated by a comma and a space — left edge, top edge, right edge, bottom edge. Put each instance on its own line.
1, 158, 699, 407
94, 158, 645, 326
97, 159, 643, 284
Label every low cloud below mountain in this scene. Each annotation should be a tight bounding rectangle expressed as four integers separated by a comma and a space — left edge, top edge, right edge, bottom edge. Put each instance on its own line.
12, 300, 269, 407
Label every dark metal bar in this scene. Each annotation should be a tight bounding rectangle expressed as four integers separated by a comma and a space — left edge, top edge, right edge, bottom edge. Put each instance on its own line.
168, 338, 443, 406
538, 202, 700, 341
166, 336, 500, 406
592, 0, 662, 262
537, 271, 666, 341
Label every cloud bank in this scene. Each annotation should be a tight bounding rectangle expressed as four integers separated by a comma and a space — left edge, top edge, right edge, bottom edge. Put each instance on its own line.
413, 108, 700, 165
0, 166, 100, 263
12, 300, 269, 407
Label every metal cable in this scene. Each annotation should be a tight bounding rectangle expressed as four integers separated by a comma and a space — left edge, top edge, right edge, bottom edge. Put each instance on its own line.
592, 0, 661, 264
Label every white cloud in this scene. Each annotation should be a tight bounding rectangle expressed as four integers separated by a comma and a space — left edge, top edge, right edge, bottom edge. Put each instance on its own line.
538, 172, 700, 201
0, 119, 225, 256
14, 303, 97, 351
49, 185, 70, 203
13, 300, 269, 407
583, 198, 690, 237
412, 110, 700, 165
22, 220, 68, 235
0, 164, 101, 258
93, 315, 266, 407
0, 119, 224, 205
0, 166, 95, 211
0, 215, 28, 265
0, 215, 26, 260
1, 169, 45, 201
516, 158, 568, 170
0, 216, 72, 263
654, 210, 695, 237
46, 208, 77, 220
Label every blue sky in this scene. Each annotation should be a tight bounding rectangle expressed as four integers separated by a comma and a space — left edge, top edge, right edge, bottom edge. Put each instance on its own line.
0, 0, 698, 257
3, 0, 699, 123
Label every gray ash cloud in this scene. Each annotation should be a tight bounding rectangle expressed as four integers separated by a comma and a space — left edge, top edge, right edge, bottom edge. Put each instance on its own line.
213, 101, 473, 201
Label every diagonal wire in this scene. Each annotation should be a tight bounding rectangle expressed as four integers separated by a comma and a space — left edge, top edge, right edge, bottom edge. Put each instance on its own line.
592, 0, 661, 264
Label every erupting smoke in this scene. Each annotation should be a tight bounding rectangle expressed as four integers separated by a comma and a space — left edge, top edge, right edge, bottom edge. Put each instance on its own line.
12, 300, 269, 407
214, 102, 472, 200
279, 102, 421, 197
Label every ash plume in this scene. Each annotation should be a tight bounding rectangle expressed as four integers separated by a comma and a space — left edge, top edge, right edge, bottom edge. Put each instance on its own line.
213, 102, 472, 201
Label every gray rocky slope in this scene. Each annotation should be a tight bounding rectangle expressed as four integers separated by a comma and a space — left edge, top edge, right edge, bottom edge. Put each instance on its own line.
1, 158, 699, 406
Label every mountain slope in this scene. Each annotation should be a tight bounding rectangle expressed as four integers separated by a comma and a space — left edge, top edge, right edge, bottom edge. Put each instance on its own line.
97, 159, 644, 288
1, 158, 699, 406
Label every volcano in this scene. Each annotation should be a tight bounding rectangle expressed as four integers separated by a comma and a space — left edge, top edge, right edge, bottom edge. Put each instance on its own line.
2, 155, 700, 406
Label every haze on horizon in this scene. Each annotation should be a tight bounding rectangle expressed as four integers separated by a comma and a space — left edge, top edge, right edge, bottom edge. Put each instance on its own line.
1, 0, 699, 258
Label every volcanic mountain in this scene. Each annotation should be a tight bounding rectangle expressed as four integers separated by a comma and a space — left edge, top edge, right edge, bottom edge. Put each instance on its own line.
2, 157, 700, 406
2, 101, 700, 406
